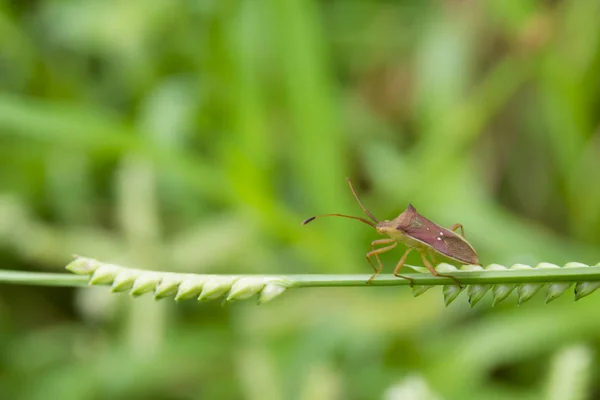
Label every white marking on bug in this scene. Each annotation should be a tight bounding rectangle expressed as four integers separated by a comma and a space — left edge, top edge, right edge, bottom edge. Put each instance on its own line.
437, 238, 442, 241
440, 232, 444, 236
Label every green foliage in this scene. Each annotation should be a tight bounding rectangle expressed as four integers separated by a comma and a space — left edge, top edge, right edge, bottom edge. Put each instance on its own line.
2, 0, 600, 399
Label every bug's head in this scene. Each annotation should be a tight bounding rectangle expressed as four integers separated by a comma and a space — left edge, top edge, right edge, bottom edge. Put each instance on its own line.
301, 178, 379, 229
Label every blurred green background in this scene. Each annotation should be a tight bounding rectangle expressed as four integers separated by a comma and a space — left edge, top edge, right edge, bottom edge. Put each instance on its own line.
2, 0, 600, 399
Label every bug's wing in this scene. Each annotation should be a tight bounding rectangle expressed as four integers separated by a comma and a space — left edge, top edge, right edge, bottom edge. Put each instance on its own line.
439, 235, 479, 264
400, 208, 479, 264
405, 226, 478, 264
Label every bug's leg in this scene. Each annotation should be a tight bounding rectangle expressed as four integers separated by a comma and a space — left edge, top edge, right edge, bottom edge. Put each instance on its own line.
393, 248, 415, 286
419, 250, 462, 287
365, 240, 397, 284
449, 223, 465, 237
428, 248, 439, 265
368, 238, 395, 274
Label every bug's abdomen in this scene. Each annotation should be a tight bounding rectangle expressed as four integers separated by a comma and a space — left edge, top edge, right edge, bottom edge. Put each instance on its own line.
398, 223, 479, 264
439, 235, 479, 264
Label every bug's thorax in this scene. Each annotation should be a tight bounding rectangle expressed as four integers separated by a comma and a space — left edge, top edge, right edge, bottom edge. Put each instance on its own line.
376, 208, 427, 248
378, 220, 424, 247
375, 204, 415, 236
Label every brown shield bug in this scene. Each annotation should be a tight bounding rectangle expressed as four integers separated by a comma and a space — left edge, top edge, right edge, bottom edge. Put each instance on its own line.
302, 178, 479, 286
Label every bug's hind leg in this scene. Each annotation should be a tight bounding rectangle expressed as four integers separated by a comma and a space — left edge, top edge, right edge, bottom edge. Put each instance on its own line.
365, 240, 397, 284
419, 250, 462, 287
427, 248, 439, 264
393, 248, 415, 286
449, 223, 465, 237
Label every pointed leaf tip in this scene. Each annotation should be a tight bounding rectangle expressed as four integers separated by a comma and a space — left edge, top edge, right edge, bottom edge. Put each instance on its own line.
574, 282, 600, 301
258, 283, 287, 304
443, 284, 464, 306
545, 283, 571, 303
155, 274, 183, 300
510, 263, 533, 270
174, 275, 208, 301
468, 284, 491, 307
129, 272, 161, 297
66, 257, 100, 275
564, 262, 589, 268
536, 262, 560, 269
89, 264, 121, 285
404, 265, 428, 274
492, 284, 516, 306
226, 278, 266, 302
198, 277, 235, 301
486, 264, 508, 272
436, 263, 458, 273
411, 285, 432, 298
517, 283, 544, 304
460, 264, 484, 272
111, 270, 139, 292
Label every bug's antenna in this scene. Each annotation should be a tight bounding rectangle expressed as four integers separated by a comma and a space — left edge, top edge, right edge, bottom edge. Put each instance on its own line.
301, 214, 377, 228
346, 177, 379, 223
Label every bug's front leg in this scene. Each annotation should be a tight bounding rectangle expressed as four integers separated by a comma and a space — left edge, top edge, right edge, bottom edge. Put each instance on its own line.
419, 250, 462, 287
393, 248, 415, 286
449, 223, 465, 237
365, 239, 397, 284
368, 238, 396, 272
